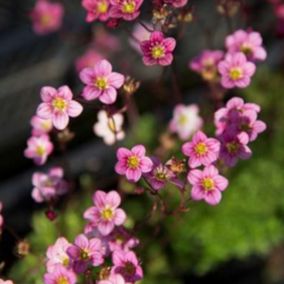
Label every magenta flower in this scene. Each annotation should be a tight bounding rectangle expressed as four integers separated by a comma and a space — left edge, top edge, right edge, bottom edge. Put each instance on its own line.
112, 250, 143, 283
98, 274, 125, 284
115, 145, 153, 182
182, 131, 221, 168
30, 0, 64, 35
31, 115, 52, 136
218, 52, 256, 89
226, 29, 267, 62
82, 0, 111, 22
189, 50, 224, 81
24, 134, 53, 165
169, 104, 203, 140
144, 157, 183, 190
110, 0, 144, 21
67, 234, 104, 273
44, 264, 76, 284
218, 131, 252, 167
165, 0, 188, 8
188, 165, 228, 206
84, 190, 126, 236
80, 59, 125, 104
37, 86, 83, 130
140, 31, 176, 66
32, 167, 68, 203
46, 237, 71, 273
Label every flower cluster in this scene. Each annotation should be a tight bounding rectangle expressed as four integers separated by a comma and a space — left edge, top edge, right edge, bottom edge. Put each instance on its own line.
44, 190, 143, 284
30, 0, 64, 35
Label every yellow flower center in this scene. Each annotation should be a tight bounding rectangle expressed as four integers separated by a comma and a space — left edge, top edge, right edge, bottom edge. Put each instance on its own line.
40, 14, 52, 26
56, 276, 69, 284
52, 97, 67, 111
97, 1, 108, 13
36, 145, 45, 156
107, 118, 116, 132
151, 45, 165, 59
178, 114, 188, 126
80, 250, 89, 260
127, 155, 140, 169
194, 142, 208, 156
101, 207, 113, 221
41, 120, 52, 130
62, 257, 69, 267
155, 171, 167, 181
240, 43, 252, 56
229, 68, 243, 80
202, 178, 215, 191
95, 77, 108, 90
226, 141, 239, 153
122, 1, 136, 13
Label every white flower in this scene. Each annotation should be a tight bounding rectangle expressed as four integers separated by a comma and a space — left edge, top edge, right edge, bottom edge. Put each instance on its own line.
93, 111, 125, 145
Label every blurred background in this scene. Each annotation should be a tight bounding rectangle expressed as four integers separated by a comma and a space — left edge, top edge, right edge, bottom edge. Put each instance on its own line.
0, 0, 284, 283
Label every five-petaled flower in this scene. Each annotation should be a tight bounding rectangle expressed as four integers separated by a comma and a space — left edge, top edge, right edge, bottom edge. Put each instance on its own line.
84, 190, 127, 236
140, 31, 176, 66
80, 59, 125, 104
37, 86, 83, 130
82, 0, 111, 22
43, 264, 77, 284
115, 145, 153, 182
110, 0, 144, 21
188, 165, 229, 206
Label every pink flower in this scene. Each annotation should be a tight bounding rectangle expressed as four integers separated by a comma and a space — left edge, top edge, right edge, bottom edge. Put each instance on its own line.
98, 274, 125, 284
31, 167, 68, 203
82, 0, 111, 22
37, 86, 83, 130
0, 202, 3, 234
115, 145, 153, 182
80, 60, 125, 104
144, 157, 183, 190
24, 134, 53, 165
31, 115, 52, 136
219, 131, 252, 167
226, 29, 267, 62
75, 48, 104, 73
112, 250, 143, 283
188, 165, 228, 206
110, 0, 144, 21
218, 52, 256, 89
164, 0, 188, 8
140, 31, 176, 66
93, 110, 125, 145
169, 104, 203, 140
189, 50, 224, 81
84, 190, 126, 236
44, 264, 76, 284
46, 237, 71, 272
30, 0, 64, 35
67, 234, 105, 273
0, 280, 13, 284
182, 131, 221, 168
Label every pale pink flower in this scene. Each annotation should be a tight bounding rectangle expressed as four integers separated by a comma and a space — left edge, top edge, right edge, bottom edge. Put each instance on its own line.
218, 52, 256, 89
182, 131, 221, 168
67, 234, 104, 273
30, 0, 64, 35
0, 280, 13, 284
93, 110, 125, 145
24, 134, 53, 165
188, 165, 228, 206
130, 23, 151, 53
169, 104, 203, 140
226, 29, 267, 62
44, 264, 76, 284
84, 190, 126, 236
82, 0, 111, 22
189, 50, 224, 81
37, 86, 83, 130
112, 250, 143, 283
98, 274, 125, 284
115, 145, 153, 182
31, 115, 52, 136
46, 237, 71, 272
140, 31, 176, 66
32, 167, 68, 203
110, 0, 144, 21
75, 48, 104, 72
80, 59, 125, 104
